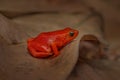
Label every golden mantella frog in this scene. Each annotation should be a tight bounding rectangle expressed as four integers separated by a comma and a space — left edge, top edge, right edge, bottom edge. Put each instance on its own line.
27, 27, 79, 58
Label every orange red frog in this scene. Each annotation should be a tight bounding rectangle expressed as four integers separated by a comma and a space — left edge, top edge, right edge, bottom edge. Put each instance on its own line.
27, 27, 79, 58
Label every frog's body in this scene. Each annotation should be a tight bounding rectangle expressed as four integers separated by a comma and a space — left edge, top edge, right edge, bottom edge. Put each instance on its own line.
27, 27, 79, 58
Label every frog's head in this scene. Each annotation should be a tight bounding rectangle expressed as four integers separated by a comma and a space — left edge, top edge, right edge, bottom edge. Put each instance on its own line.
61, 27, 79, 45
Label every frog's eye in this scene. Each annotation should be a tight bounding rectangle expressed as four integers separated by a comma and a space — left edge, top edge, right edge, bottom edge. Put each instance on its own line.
69, 31, 74, 37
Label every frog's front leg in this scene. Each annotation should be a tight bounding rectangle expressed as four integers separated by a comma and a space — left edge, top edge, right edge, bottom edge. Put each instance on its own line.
51, 42, 60, 57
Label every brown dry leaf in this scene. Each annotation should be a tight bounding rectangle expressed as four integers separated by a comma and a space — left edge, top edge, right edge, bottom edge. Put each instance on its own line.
0, 11, 107, 80
0, 13, 92, 80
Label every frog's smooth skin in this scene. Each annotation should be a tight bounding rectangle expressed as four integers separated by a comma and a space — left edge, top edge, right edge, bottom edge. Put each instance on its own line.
27, 27, 79, 58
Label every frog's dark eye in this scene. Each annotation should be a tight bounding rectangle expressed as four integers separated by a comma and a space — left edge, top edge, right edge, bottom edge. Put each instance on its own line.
69, 31, 74, 37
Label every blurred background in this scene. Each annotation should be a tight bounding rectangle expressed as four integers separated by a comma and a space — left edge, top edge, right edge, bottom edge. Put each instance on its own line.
0, 0, 120, 80
0, 0, 120, 46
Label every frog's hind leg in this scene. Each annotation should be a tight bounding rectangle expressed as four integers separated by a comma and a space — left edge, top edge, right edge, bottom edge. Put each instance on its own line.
28, 46, 53, 58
